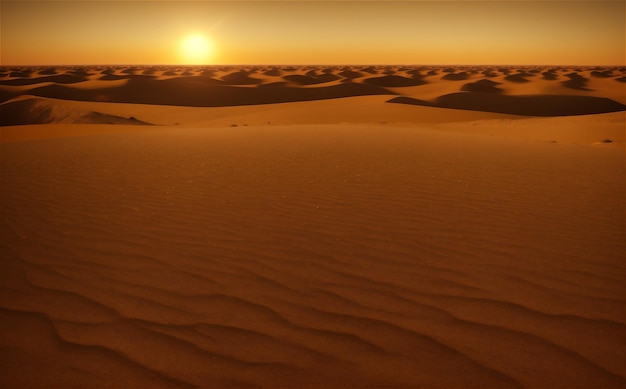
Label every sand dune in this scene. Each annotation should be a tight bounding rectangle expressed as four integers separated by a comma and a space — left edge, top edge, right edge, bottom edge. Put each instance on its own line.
1, 65, 625, 388
363, 75, 427, 87
283, 73, 341, 85
0, 75, 395, 108
562, 72, 590, 90
221, 71, 263, 85
460, 79, 503, 93
442, 72, 470, 81
2, 65, 624, 109
338, 69, 364, 80
541, 71, 559, 80
388, 93, 626, 116
504, 72, 533, 83
0, 74, 88, 86
0, 97, 154, 126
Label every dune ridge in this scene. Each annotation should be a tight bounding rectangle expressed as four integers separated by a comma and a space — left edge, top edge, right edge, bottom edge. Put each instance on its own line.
9, 78, 395, 108
388, 93, 626, 116
0, 97, 154, 126
2, 64, 625, 129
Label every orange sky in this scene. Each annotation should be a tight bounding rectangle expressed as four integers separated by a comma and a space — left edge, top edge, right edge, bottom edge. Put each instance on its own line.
1, 0, 624, 66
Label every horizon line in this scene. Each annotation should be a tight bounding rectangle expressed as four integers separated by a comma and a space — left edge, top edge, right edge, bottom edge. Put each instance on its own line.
2, 63, 625, 68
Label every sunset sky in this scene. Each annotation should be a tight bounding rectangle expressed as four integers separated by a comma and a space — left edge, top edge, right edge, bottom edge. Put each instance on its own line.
1, 0, 624, 66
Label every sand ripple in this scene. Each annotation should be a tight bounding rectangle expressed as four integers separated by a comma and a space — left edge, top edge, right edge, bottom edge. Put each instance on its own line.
1, 125, 624, 387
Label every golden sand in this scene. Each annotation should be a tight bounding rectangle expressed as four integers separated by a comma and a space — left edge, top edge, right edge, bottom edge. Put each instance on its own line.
1, 65, 624, 388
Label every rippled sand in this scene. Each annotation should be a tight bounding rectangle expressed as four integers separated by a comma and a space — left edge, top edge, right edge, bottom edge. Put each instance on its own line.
2, 123, 624, 388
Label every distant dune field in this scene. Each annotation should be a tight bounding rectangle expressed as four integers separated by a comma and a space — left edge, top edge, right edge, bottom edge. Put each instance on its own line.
1, 65, 625, 388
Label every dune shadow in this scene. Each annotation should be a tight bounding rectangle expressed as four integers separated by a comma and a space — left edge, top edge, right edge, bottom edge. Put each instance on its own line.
39, 67, 58, 75
0, 98, 155, 126
221, 70, 263, 85
387, 92, 626, 116
14, 77, 396, 107
442, 72, 470, 81
590, 70, 614, 78
338, 69, 363, 80
460, 79, 503, 93
562, 72, 591, 90
504, 73, 532, 83
263, 68, 282, 77
283, 73, 340, 85
0, 74, 88, 86
541, 71, 559, 80
362, 75, 427, 87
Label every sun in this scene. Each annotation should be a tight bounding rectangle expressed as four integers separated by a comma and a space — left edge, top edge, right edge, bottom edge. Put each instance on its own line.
179, 34, 215, 65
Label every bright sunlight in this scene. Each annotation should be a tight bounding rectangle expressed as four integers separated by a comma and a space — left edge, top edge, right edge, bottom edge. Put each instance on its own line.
179, 34, 215, 65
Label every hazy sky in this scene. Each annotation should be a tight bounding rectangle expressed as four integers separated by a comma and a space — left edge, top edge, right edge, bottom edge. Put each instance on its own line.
1, 1, 624, 65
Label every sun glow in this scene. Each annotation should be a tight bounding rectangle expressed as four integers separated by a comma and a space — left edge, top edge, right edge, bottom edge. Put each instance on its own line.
179, 34, 215, 65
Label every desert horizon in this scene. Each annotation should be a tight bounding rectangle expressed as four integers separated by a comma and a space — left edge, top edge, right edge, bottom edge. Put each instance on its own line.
1, 0, 625, 388
2, 61, 625, 388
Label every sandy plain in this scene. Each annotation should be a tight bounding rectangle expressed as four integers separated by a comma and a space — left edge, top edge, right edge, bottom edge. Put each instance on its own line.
1, 65, 625, 388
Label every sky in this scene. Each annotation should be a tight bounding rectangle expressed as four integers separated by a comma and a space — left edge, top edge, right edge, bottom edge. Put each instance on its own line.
1, 0, 624, 66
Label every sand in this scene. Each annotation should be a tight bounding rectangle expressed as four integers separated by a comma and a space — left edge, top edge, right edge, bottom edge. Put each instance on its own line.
1, 65, 625, 388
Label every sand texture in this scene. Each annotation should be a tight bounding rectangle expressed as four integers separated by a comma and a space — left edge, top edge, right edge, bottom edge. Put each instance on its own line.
1, 65, 625, 388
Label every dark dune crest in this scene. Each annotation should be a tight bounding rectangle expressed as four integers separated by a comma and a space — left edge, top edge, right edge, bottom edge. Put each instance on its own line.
0, 98, 154, 126
362, 75, 427, 87
38, 67, 59, 75
562, 72, 590, 90
258, 81, 289, 88
315, 73, 341, 83
1, 65, 624, 119
282, 74, 339, 85
461, 79, 503, 93
67, 69, 92, 77
121, 68, 139, 75
442, 72, 470, 81
10, 77, 396, 107
387, 96, 437, 108
542, 71, 559, 80
360, 66, 378, 75
338, 69, 363, 80
199, 69, 216, 77
388, 93, 626, 116
221, 71, 263, 85
504, 73, 532, 83
282, 74, 325, 85
7, 70, 34, 78
481, 69, 499, 77
0, 74, 88, 86
79, 112, 154, 126
0, 98, 66, 126
406, 69, 425, 77
263, 68, 282, 77
98, 74, 128, 81
591, 70, 614, 78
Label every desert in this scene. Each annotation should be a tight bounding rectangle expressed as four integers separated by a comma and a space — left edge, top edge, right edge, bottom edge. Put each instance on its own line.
1, 64, 625, 388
